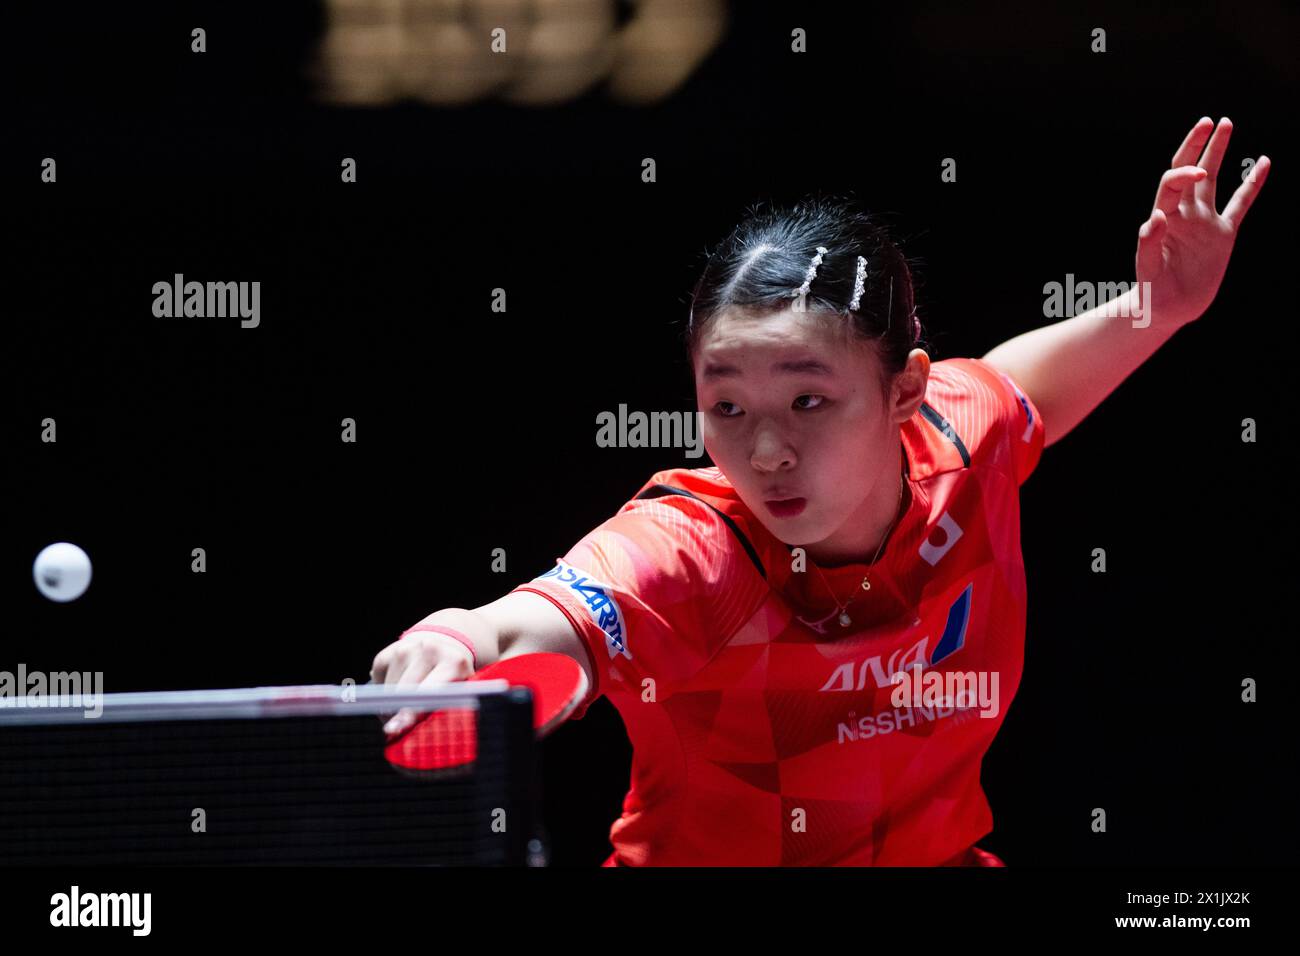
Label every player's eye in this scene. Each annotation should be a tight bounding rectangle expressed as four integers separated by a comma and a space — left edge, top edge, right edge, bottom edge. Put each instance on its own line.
714, 396, 826, 417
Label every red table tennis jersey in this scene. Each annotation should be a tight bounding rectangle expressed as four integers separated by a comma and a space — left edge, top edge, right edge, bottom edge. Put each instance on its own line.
511, 357, 1045, 865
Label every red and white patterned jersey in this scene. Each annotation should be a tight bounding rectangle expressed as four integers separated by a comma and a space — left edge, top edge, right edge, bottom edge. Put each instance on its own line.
511, 357, 1045, 865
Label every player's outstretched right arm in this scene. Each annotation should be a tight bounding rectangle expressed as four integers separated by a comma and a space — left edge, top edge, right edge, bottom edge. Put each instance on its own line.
369, 592, 591, 736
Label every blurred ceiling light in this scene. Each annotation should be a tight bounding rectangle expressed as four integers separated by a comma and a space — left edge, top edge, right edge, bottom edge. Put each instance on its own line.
310, 0, 728, 106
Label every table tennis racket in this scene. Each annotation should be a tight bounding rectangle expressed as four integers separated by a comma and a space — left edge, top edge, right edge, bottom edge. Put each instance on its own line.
383, 652, 588, 779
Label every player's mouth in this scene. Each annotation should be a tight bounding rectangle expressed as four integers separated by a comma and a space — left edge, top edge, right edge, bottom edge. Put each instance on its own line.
764, 497, 807, 518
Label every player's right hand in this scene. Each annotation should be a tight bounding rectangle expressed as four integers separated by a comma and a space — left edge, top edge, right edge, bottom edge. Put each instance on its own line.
370, 632, 476, 737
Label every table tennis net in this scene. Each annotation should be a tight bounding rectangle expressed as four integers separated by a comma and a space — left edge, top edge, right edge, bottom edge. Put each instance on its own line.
0, 685, 537, 865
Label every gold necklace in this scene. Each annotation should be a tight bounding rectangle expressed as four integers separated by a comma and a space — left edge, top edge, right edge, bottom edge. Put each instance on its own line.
810, 470, 906, 629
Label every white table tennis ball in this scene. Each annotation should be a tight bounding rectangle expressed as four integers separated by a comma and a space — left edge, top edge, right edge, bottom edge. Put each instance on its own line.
33, 542, 93, 602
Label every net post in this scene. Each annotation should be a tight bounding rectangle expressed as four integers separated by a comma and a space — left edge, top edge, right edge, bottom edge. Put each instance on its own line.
472, 686, 536, 865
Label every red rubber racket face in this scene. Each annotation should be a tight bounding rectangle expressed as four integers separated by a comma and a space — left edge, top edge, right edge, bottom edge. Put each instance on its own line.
383, 653, 588, 779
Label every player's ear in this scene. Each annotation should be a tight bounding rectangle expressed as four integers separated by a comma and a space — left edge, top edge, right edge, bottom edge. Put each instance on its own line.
889, 351, 930, 422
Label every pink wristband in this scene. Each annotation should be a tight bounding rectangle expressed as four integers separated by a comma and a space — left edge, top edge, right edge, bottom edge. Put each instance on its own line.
399, 624, 478, 670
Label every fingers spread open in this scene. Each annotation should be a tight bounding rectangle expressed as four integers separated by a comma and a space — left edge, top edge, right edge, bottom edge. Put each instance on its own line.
1194, 117, 1233, 208
1170, 117, 1213, 168
1223, 155, 1270, 231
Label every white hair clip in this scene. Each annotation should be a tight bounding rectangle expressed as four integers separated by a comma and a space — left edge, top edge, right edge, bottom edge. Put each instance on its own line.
793, 246, 829, 298
848, 255, 868, 311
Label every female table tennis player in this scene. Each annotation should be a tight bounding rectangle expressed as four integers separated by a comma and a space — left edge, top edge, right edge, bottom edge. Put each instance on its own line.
371, 117, 1268, 866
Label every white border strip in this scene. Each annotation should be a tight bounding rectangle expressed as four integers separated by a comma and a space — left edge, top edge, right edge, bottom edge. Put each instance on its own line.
0, 682, 512, 725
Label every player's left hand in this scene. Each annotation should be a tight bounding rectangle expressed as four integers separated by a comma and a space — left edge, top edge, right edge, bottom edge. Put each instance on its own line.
1135, 116, 1270, 331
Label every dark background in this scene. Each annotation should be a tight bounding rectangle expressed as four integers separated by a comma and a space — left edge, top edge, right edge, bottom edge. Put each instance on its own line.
5, 0, 1296, 866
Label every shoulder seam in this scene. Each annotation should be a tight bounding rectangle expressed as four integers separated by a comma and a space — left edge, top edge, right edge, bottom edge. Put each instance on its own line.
926, 359, 1025, 486
632, 484, 767, 580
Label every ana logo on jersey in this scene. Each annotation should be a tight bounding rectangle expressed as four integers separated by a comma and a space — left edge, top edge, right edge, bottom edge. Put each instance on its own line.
819, 582, 973, 692
536, 560, 631, 661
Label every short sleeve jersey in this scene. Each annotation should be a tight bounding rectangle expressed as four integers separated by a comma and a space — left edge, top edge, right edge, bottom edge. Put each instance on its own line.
510, 357, 1046, 865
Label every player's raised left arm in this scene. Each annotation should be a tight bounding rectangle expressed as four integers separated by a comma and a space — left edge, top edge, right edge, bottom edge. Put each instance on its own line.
981, 117, 1270, 449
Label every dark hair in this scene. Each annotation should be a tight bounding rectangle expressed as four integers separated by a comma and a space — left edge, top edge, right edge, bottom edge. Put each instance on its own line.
684, 194, 925, 394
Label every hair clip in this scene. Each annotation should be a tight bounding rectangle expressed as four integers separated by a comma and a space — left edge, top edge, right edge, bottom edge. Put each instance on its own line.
848, 256, 868, 311
793, 246, 829, 298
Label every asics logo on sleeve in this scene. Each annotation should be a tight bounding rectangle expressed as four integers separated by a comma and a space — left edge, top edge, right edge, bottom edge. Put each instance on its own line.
997, 371, 1036, 444
538, 561, 631, 660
